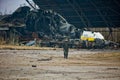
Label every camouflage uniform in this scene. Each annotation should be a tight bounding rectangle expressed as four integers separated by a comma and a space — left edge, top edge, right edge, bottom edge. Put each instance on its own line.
63, 39, 69, 59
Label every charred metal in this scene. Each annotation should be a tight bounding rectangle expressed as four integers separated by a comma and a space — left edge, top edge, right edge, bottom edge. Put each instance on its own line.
0, 0, 119, 49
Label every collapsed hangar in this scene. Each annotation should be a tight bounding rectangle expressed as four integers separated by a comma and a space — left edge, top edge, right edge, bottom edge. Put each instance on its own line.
32, 0, 120, 42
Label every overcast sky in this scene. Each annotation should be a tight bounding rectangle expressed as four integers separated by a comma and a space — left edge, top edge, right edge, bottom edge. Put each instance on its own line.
0, 0, 30, 14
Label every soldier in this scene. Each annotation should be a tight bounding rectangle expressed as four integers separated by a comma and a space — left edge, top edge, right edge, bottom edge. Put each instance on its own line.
63, 37, 69, 59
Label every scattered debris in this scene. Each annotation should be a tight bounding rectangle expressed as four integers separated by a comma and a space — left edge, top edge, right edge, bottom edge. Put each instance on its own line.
106, 68, 119, 70
32, 65, 36, 67
26, 40, 36, 46
37, 57, 52, 61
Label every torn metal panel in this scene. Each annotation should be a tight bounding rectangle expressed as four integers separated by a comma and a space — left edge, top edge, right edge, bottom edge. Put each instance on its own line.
0, 27, 9, 30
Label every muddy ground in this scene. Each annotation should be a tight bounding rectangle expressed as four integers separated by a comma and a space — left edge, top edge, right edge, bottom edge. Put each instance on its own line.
0, 49, 120, 80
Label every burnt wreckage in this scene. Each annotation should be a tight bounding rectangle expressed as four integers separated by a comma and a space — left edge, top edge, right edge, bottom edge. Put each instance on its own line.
0, 0, 119, 48
25, 7, 76, 38
0, 0, 80, 46
1, 0, 78, 38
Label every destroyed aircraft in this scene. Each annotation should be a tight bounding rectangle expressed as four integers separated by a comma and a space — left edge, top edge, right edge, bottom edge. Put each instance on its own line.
0, 0, 77, 39
25, 9, 77, 38
0, 0, 119, 48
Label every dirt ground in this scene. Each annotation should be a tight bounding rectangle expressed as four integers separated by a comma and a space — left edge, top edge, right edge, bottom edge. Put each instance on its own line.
0, 49, 120, 80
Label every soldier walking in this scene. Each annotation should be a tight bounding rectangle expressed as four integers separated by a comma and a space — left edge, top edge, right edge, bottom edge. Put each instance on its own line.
63, 37, 69, 59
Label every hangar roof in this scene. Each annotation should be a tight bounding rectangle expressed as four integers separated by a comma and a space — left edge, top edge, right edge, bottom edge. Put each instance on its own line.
33, 0, 120, 28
